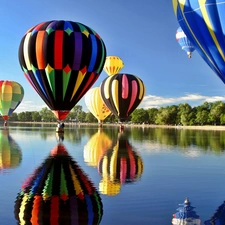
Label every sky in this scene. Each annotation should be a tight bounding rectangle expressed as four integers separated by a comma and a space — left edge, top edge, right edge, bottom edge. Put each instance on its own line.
1, 0, 225, 113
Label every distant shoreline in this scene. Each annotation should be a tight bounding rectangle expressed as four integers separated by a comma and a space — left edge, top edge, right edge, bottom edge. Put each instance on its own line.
4, 121, 225, 131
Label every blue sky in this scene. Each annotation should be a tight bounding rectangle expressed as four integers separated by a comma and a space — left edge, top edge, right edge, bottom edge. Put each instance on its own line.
1, 0, 225, 113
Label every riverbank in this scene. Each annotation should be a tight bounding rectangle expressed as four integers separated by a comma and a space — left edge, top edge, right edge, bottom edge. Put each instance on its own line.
5, 121, 225, 131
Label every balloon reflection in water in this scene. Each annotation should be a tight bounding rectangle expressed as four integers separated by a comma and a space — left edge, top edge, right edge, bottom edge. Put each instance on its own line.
0, 129, 22, 171
14, 144, 103, 225
83, 128, 112, 167
98, 132, 143, 196
204, 201, 225, 225
172, 198, 201, 225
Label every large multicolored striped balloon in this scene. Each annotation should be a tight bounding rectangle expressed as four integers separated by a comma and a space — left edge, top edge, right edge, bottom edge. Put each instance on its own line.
18, 20, 106, 121
103, 56, 124, 76
176, 27, 195, 58
84, 87, 111, 124
14, 144, 103, 225
172, 0, 225, 84
0, 80, 24, 121
100, 73, 145, 122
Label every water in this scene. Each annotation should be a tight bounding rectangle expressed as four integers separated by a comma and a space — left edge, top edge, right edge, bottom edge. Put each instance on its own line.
1, 124, 225, 225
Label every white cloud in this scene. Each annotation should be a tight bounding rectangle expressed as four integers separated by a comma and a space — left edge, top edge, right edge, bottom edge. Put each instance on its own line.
16, 101, 47, 113
139, 94, 225, 109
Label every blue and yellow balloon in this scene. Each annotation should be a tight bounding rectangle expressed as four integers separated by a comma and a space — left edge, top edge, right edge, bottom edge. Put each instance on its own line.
172, 0, 225, 84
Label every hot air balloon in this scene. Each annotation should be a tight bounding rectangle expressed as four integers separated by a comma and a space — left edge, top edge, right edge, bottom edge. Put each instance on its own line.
172, 0, 225, 84
0, 80, 24, 123
204, 200, 225, 225
98, 131, 143, 195
172, 198, 201, 225
176, 27, 195, 58
18, 20, 106, 121
14, 143, 103, 225
100, 73, 145, 126
0, 129, 22, 171
83, 128, 112, 167
103, 56, 124, 76
84, 87, 111, 126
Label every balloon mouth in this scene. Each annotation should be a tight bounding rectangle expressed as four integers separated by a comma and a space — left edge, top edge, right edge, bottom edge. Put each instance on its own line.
52, 110, 70, 120
2, 116, 9, 121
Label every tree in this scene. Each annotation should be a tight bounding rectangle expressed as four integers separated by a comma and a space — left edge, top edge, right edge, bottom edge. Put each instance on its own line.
208, 101, 225, 125
39, 107, 56, 122
32, 111, 42, 122
147, 108, 158, 124
178, 103, 193, 125
85, 112, 98, 123
195, 110, 209, 125
8, 113, 18, 121
131, 108, 149, 124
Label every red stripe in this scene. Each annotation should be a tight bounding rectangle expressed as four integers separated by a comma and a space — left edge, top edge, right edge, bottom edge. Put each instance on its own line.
54, 31, 63, 69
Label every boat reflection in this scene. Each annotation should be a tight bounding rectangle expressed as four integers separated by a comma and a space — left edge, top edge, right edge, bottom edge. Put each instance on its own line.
98, 131, 144, 196
0, 129, 22, 172
83, 128, 113, 167
172, 198, 201, 225
204, 200, 225, 224
14, 143, 103, 225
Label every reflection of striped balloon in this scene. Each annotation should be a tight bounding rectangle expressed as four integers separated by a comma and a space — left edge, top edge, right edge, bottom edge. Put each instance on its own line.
0, 80, 24, 121
84, 129, 112, 167
98, 133, 143, 184
14, 144, 103, 225
0, 130, 22, 169
172, 198, 201, 225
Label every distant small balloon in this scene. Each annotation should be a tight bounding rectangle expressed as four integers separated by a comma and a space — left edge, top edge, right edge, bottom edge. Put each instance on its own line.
103, 56, 124, 76
176, 27, 195, 58
0, 80, 24, 121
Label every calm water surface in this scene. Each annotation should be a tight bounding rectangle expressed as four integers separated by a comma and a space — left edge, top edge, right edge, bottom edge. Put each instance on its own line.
1, 124, 225, 225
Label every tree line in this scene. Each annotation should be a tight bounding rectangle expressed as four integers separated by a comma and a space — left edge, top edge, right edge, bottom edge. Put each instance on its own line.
3, 101, 225, 126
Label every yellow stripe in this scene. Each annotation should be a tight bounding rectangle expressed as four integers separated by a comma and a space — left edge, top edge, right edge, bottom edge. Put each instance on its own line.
23, 33, 32, 70
70, 70, 86, 101
103, 75, 114, 99
172, 0, 178, 16
178, 1, 223, 76
110, 143, 119, 181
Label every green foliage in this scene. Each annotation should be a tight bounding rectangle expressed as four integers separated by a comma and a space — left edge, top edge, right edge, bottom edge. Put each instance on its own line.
6, 101, 225, 126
